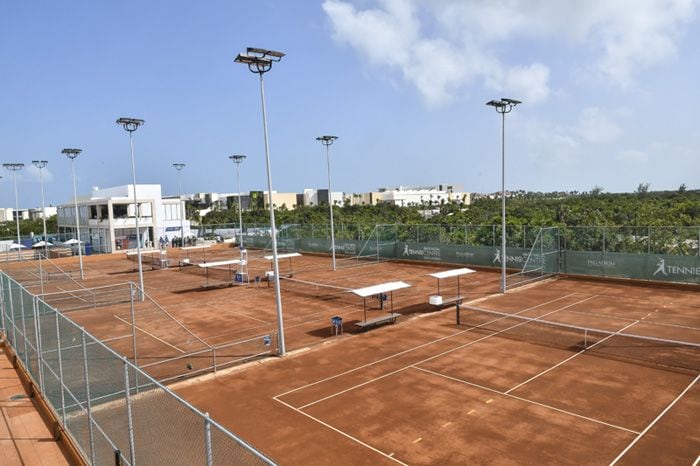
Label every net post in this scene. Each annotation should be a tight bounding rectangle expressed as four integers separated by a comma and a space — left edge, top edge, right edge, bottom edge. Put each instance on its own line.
456, 303, 461, 326
204, 412, 213, 466
55, 311, 67, 424
212, 346, 217, 373
584, 329, 588, 349
123, 356, 136, 466
81, 330, 96, 465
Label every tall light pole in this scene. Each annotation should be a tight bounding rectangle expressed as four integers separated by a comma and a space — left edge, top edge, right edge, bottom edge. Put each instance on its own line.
173, 163, 186, 245
116, 117, 146, 301
33, 160, 49, 294
32, 161, 49, 257
229, 155, 246, 252
486, 98, 521, 293
316, 135, 339, 271
235, 47, 287, 356
3, 163, 24, 260
61, 149, 85, 279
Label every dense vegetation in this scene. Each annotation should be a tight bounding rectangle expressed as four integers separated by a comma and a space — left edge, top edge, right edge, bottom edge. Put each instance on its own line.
203, 189, 700, 228
0, 215, 57, 239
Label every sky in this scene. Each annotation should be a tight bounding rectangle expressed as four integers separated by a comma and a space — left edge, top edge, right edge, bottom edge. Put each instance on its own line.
1, 0, 699, 209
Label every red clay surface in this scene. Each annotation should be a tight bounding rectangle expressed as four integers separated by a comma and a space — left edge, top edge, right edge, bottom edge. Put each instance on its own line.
3, 248, 699, 464
0, 345, 72, 466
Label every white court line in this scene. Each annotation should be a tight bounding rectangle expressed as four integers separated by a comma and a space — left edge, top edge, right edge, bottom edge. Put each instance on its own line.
567, 309, 700, 332
412, 366, 638, 434
505, 320, 641, 395
273, 396, 408, 466
113, 315, 186, 353
609, 373, 699, 465
297, 295, 599, 410
276, 292, 584, 399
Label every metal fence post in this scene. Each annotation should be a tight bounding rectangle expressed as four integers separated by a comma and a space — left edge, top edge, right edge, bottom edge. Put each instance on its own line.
204, 412, 213, 466
129, 282, 139, 393
81, 331, 96, 465
19, 286, 28, 365
8, 279, 16, 348
32, 297, 45, 393
55, 311, 67, 424
123, 357, 136, 466
0, 274, 6, 336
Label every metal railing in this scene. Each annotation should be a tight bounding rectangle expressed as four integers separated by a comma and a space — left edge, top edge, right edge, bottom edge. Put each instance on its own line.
0, 271, 275, 465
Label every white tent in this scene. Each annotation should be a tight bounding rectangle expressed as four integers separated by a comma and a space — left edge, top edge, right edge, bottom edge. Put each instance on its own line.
32, 241, 53, 248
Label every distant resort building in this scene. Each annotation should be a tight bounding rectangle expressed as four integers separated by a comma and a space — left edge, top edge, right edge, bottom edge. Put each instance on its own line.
56, 184, 190, 253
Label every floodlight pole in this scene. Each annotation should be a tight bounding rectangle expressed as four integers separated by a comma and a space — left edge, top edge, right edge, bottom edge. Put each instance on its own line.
229, 155, 246, 252
61, 150, 85, 279
486, 98, 521, 293
3, 163, 24, 260
33, 160, 49, 294
173, 163, 186, 244
32, 161, 49, 258
116, 118, 146, 301
316, 135, 339, 271
235, 47, 287, 356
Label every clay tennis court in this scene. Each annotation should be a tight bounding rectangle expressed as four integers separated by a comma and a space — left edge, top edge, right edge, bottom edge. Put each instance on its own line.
4, 247, 502, 382
3, 248, 699, 464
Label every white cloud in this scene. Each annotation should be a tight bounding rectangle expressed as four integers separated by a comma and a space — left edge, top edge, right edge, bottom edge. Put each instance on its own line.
576, 107, 621, 144
617, 149, 649, 163
323, 0, 696, 104
26, 164, 55, 183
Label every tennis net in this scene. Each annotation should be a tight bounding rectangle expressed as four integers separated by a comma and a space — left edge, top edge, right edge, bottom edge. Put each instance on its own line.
276, 276, 360, 306
458, 306, 700, 372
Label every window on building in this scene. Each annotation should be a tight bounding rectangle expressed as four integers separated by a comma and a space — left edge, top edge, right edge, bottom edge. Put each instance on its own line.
113, 204, 128, 219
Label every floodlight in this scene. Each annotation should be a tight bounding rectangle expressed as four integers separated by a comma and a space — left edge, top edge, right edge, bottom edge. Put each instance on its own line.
316, 136, 339, 145
116, 117, 145, 132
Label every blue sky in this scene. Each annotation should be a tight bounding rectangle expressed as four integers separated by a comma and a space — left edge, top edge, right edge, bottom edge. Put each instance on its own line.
1, 0, 699, 209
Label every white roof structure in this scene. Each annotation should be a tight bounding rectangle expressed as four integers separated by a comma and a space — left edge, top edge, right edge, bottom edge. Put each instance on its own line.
181, 245, 212, 251
198, 259, 242, 268
428, 268, 476, 279
264, 252, 302, 260
126, 249, 162, 256
352, 281, 411, 298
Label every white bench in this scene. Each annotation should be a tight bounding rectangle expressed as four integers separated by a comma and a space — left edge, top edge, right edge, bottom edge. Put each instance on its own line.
355, 313, 401, 330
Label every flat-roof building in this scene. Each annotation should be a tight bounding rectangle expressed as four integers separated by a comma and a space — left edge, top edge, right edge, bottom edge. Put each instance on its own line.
56, 184, 190, 253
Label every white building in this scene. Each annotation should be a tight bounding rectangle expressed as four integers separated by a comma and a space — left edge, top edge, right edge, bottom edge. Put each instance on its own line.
375, 184, 471, 207
56, 184, 190, 253
302, 188, 345, 207
29, 206, 57, 220
0, 208, 30, 222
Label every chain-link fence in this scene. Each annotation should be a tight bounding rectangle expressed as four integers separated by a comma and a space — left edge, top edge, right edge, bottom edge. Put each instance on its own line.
214, 222, 700, 285
0, 271, 276, 466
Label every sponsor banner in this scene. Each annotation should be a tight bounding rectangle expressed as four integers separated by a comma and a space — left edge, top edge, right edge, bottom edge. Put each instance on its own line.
564, 251, 700, 284
397, 242, 532, 268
